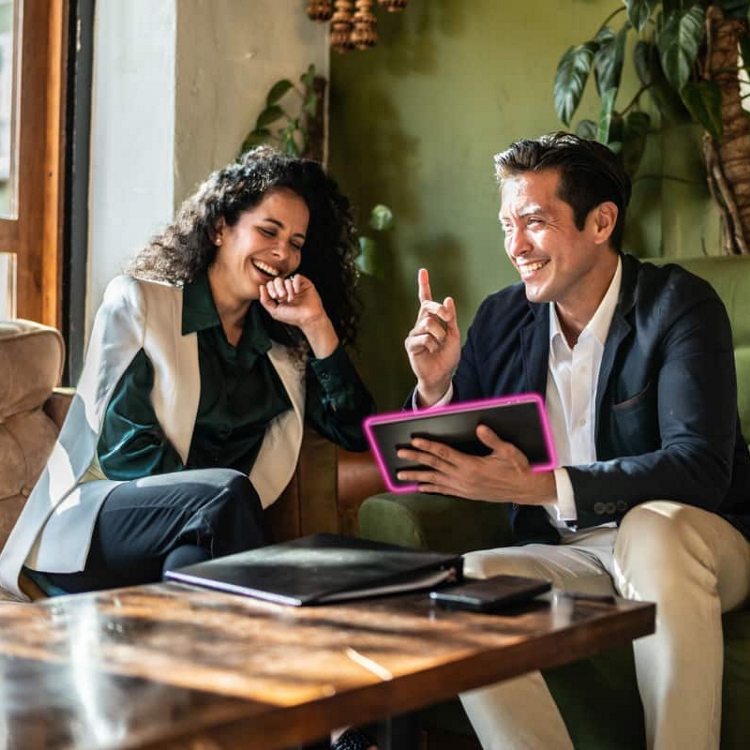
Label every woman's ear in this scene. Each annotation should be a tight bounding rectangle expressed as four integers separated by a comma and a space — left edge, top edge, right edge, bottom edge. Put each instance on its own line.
212, 217, 226, 247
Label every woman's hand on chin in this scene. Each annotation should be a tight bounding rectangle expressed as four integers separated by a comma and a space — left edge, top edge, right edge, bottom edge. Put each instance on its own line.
259, 275, 339, 358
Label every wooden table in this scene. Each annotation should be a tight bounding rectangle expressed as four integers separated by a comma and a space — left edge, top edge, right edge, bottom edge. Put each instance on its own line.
0, 583, 654, 750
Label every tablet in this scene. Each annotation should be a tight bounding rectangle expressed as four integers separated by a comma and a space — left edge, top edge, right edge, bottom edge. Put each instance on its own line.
363, 393, 557, 493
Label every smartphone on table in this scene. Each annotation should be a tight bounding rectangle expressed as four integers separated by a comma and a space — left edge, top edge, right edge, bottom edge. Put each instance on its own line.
430, 574, 552, 612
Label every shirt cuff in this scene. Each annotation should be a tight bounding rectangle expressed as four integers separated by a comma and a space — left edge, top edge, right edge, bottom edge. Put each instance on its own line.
309, 344, 361, 408
310, 343, 353, 381
551, 467, 578, 522
411, 383, 454, 410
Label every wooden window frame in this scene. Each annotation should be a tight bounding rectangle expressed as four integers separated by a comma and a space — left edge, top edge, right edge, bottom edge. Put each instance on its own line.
0, 0, 68, 326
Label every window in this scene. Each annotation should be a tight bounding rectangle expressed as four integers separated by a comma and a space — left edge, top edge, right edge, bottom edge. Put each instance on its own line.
0, 0, 67, 325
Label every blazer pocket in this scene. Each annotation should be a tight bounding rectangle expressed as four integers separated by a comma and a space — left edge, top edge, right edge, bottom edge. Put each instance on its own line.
612, 381, 653, 411
609, 381, 659, 453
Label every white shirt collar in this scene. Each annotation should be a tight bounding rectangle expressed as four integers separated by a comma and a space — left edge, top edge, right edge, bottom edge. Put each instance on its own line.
549, 255, 622, 351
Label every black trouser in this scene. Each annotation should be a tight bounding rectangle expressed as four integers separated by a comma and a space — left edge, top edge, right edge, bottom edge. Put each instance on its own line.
46, 468, 268, 593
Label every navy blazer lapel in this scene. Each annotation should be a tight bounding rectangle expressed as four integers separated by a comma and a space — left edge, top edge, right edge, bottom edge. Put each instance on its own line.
520, 303, 550, 397
595, 255, 637, 435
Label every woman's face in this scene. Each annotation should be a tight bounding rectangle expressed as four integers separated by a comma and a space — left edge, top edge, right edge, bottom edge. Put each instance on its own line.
211, 187, 309, 305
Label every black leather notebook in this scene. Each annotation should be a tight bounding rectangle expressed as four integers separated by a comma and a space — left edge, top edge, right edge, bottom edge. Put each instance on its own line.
164, 533, 463, 606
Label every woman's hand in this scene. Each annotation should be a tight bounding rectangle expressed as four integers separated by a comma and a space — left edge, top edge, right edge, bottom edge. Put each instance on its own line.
259, 274, 339, 358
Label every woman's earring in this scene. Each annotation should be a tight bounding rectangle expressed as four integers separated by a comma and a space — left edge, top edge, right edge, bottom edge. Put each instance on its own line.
215, 238, 222, 246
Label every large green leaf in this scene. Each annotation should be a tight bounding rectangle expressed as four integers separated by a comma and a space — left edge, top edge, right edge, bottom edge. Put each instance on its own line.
279, 121, 302, 156
597, 87, 618, 143
594, 24, 629, 96
633, 39, 653, 85
240, 128, 271, 153
554, 41, 599, 126
594, 27, 615, 97
303, 92, 318, 117
657, 5, 706, 91
634, 40, 691, 122
300, 63, 317, 89
621, 111, 651, 177
266, 79, 294, 106
356, 237, 385, 280
575, 119, 598, 140
256, 105, 285, 129
626, 0, 659, 32
369, 204, 395, 231
680, 80, 723, 141
714, 0, 750, 20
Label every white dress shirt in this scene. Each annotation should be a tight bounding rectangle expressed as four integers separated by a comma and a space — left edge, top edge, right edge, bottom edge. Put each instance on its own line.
546, 257, 622, 531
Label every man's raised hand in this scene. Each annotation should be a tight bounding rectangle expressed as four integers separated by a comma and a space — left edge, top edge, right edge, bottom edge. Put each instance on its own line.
404, 268, 461, 406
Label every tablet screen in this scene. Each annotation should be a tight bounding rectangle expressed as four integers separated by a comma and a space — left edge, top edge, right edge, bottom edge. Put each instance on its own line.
363, 393, 557, 493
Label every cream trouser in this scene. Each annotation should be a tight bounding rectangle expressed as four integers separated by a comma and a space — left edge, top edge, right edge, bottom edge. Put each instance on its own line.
459, 502, 750, 750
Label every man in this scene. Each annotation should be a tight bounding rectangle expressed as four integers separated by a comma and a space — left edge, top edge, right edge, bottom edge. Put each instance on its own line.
399, 132, 750, 749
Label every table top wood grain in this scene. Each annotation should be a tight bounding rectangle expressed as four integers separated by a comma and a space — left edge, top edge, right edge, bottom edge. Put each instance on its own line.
0, 583, 654, 750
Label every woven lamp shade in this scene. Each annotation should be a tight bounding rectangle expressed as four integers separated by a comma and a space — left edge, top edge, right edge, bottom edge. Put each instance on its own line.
330, 0, 355, 53
307, 0, 408, 53
306, 1, 333, 21
351, 0, 378, 50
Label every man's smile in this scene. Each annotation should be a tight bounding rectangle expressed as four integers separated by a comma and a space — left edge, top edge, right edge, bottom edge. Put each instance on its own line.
517, 259, 549, 279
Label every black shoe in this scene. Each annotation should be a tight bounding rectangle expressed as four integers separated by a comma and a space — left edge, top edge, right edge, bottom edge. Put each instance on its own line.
331, 727, 375, 750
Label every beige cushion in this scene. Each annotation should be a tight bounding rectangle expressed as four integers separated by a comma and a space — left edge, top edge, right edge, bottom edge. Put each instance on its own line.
0, 319, 64, 550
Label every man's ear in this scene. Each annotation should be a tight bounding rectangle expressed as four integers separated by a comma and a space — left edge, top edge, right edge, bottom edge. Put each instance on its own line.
591, 201, 618, 244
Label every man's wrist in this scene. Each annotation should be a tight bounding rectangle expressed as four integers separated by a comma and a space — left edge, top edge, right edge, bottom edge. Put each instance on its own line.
530, 471, 558, 505
416, 380, 451, 408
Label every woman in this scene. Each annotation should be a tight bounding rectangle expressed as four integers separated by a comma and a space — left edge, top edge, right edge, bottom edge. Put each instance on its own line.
0, 147, 374, 603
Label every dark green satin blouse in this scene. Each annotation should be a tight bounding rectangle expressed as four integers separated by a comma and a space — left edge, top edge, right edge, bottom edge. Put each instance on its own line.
97, 274, 374, 480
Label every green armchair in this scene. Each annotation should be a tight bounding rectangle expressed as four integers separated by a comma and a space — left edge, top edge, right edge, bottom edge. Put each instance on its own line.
358, 255, 750, 749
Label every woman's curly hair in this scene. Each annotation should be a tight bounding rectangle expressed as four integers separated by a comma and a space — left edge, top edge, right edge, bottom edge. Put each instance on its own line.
128, 146, 362, 350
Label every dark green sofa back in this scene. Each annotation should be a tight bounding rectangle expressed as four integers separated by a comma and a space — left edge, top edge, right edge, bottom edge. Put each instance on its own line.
673, 256, 750, 441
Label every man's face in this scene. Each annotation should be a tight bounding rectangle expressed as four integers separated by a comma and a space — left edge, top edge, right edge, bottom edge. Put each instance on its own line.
500, 169, 618, 316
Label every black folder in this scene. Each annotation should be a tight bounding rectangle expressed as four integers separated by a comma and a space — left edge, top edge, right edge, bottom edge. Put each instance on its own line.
163, 533, 463, 606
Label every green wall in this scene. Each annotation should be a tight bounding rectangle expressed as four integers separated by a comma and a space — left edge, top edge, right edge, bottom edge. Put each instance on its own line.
329, 0, 718, 410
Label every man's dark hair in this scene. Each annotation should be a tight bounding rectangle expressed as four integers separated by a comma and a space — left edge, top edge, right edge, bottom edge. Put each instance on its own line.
493, 132, 632, 251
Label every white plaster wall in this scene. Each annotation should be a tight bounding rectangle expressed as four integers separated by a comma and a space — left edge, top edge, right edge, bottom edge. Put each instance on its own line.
174, 0, 329, 206
87, 0, 177, 332
87, 0, 329, 336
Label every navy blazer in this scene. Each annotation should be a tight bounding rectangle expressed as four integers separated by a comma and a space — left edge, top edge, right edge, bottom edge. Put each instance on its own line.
453, 253, 750, 543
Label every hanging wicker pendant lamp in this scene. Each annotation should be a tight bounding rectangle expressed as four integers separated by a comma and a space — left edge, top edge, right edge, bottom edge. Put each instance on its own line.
330, 0, 355, 54
306, 0, 407, 53
351, 0, 378, 50
306, 1, 334, 22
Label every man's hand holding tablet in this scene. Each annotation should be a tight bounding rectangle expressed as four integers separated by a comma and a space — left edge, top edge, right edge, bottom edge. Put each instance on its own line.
363, 394, 558, 500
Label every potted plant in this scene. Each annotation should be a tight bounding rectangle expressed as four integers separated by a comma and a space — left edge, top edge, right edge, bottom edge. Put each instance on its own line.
240, 64, 325, 162
554, 1, 750, 254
